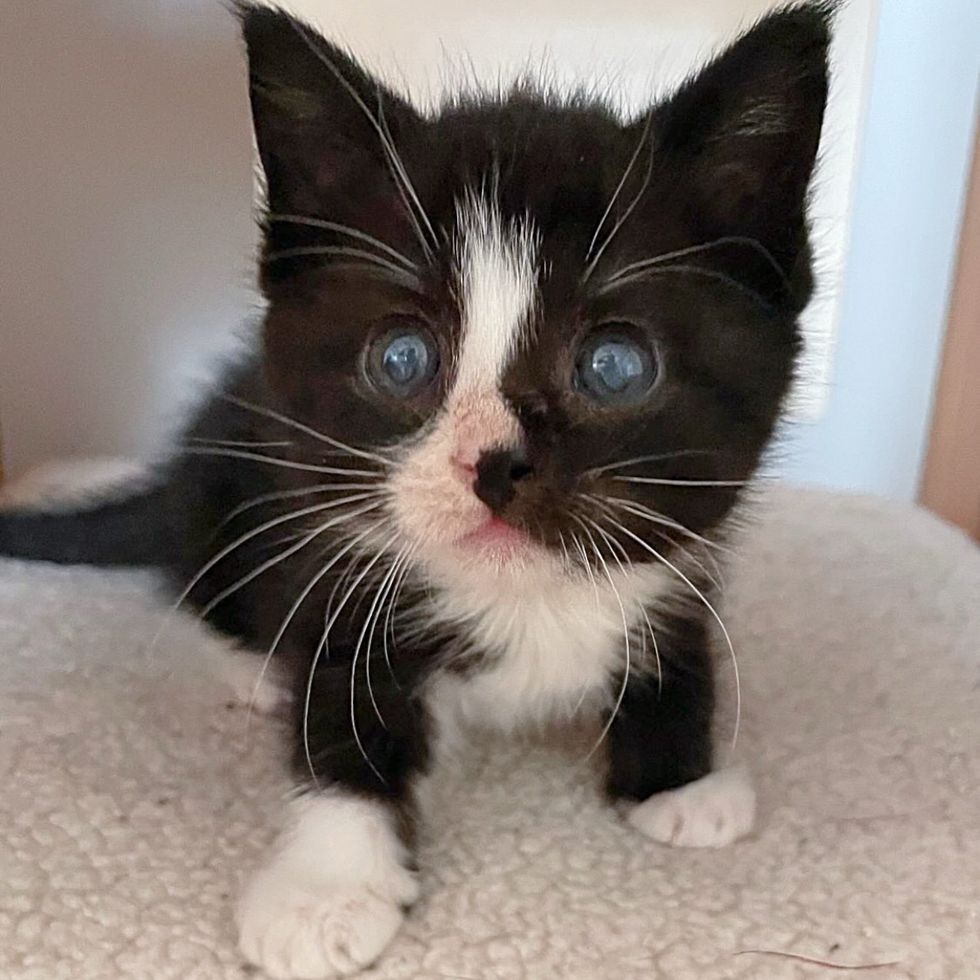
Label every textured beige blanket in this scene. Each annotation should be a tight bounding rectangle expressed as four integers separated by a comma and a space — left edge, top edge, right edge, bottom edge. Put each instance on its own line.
1, 481, 977, 979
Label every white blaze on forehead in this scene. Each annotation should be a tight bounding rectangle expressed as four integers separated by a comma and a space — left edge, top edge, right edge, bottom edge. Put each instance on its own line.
454, 194, 539, 393
387, 196, 539, 551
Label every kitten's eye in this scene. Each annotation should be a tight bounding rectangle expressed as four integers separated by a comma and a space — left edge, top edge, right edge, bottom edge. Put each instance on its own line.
575, 329, 658, 405
367, 324, 439, 397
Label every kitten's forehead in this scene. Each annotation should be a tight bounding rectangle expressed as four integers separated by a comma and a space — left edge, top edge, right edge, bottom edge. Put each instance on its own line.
427, 101, 624, 254
453, 195, 540, 393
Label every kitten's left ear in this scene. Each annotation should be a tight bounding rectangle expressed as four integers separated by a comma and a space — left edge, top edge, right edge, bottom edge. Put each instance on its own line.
236, 3, 426, 217
648, 2, 833, 251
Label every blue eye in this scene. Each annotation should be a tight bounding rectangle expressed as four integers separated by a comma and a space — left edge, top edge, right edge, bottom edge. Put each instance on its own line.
368, 325, 438, 396
383, 334, 427, 385
575, 330, 657, 405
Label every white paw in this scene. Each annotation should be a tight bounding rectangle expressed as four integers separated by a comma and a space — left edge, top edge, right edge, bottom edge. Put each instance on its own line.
627, 767, 756, 848
238, 793, 418, 979
237, 872, 412, 979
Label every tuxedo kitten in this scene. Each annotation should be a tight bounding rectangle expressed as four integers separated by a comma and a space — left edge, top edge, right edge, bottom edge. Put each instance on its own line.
0, 2, 831, 976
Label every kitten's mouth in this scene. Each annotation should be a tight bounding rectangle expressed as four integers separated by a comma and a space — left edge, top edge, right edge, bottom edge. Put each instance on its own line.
454, 516, 528, 556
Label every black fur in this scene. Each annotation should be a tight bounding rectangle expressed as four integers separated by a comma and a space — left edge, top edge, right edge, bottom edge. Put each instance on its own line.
606, 612, 716, 800
0, 486, 169, 566
0, 0, 832, 894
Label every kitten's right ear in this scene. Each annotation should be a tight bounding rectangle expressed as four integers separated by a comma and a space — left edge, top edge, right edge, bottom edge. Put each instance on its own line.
236, 3, 425, 215
644, 2, 832, 260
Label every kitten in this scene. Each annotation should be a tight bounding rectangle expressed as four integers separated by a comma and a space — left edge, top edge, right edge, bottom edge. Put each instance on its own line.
0, 2, 831, 976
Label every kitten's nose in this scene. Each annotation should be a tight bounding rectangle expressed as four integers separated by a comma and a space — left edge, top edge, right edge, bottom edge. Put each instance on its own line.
472, 447, 534, 513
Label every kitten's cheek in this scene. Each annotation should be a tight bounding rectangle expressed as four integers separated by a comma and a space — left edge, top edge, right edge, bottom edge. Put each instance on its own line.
389, 463, 485, 549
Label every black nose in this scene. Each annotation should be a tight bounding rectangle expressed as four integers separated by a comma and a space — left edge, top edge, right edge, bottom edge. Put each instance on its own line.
473, 447, 534, 513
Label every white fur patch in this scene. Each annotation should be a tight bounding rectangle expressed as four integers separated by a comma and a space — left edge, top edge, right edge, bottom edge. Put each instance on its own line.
454, 193, 538, 393
237, 793, 418, 979
627, 767, 756, 848
424, 561, 671, 734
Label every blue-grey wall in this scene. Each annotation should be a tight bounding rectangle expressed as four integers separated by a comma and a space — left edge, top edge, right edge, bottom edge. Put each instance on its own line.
779, 0, 979, 501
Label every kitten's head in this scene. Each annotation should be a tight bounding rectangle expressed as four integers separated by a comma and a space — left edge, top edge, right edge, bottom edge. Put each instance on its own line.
239, 3, 831, 586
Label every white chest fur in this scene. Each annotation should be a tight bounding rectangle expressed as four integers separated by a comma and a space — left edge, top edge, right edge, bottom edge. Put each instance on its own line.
423, 560, 671, 733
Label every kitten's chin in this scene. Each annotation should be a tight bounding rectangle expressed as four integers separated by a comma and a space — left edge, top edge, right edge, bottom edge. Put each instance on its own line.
454, 516, 528, 558
419, 514, 556, 583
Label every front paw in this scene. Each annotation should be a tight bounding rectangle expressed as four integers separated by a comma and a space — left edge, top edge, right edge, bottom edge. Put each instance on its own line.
627, 767, 756, 848
237, 792, 419, 979
237, 865, 416, 979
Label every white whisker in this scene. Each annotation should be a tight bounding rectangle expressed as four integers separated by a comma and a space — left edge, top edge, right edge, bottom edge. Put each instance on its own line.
199, 497, 383, 619
600, 235, 790, 291
588, 494, 732, 556
218, 483, 382, 529
585, 110, 653, 263
572, 531, 601, 608
323, 534, 388, 626
149, 497, 365, 657
186, 437, 293, 449
376, 90, 439, 260
600, 498, 729, 591
564, 530, 607, 719
585, 515, 631, 570
595, 513, 741, 751
637, 603, 662, 698
632, 525, 725, 593
583, 111, 655, 282
264, 245, 422, 288
571, 518, 631, 762
219, 393, 393, 466
288, 19, 437, 261
556, 530, 572, 571
588, 448, 720, 476
566, 531, 603, 715
248, 520, 387, 727
595, 263, 774, 309
182, 445, 380, 478
381, 549, 415, 687
304, 545, 392, 788
356, 544, 410, 730
266, 212, 419, 271
611, 475, 745, 488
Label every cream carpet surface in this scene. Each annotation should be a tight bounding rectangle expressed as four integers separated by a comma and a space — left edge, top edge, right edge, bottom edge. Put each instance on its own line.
1, 482, 978, 979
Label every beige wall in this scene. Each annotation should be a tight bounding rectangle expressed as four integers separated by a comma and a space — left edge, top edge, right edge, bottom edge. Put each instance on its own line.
0, 1, 256, 480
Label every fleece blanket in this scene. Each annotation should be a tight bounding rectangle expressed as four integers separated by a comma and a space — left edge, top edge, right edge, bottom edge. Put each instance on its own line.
1, 474, 977, 980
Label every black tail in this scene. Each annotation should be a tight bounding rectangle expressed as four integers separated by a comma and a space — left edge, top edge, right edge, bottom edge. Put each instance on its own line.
0, 485, 171, 567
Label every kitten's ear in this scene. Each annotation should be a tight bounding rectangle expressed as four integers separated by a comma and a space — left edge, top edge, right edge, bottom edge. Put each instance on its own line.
236, 3, 424, 214
648, 2, 832, 249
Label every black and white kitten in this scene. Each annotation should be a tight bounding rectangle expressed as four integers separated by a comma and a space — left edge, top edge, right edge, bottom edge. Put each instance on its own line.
0, 3, 831, 976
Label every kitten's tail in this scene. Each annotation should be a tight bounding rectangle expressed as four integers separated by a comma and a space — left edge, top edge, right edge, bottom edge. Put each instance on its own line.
0, 485, 171, 567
